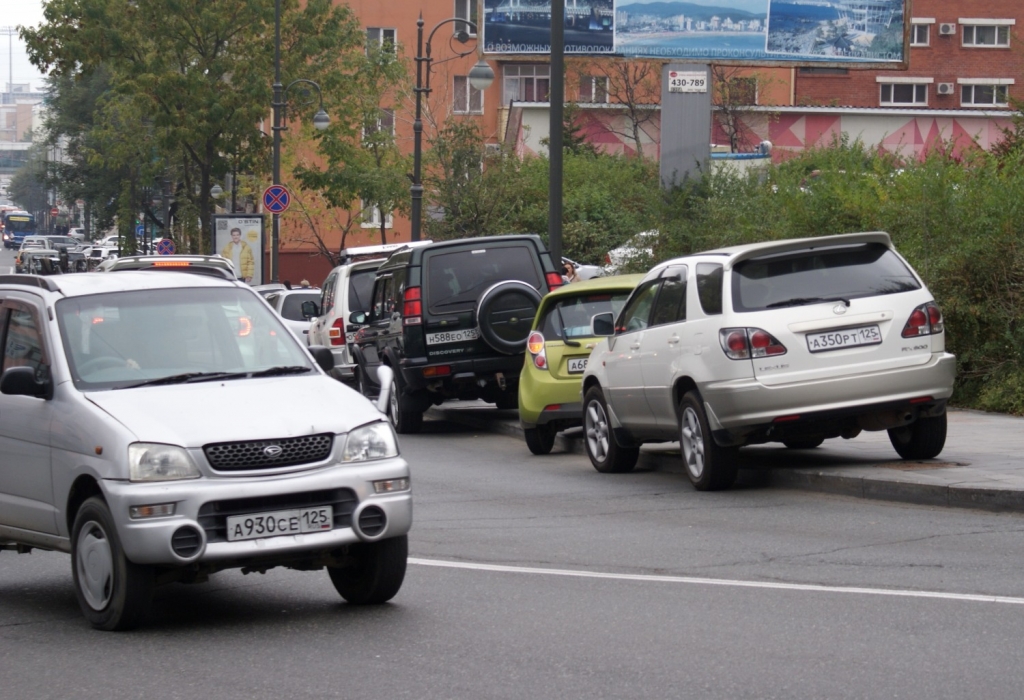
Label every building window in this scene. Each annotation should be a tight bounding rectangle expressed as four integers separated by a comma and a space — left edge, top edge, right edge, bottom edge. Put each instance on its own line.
453, 76, 483, 114
962, 24, 1011, 47
798, 67, 849, 76
367, 27, 396, 53
361, 201, 393, 229
961, 84, 1010, 107
911, 24, 930, 46
454, 0, 478, 36
579, 76, 609, 103
880, 83, 928, 106
503, 64, 550, 104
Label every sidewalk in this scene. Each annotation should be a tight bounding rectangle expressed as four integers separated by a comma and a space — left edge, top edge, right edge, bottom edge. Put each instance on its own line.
425, 402, 1024, 513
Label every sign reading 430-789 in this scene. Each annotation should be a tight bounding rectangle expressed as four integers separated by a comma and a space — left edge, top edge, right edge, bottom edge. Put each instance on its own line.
668, 71, 707, 93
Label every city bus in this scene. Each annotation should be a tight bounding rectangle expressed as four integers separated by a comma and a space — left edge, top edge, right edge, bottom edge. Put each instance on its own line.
2, 211, 37, 249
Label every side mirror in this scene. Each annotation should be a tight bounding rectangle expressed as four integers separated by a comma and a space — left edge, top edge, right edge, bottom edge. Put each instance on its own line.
301, 300, 320, 320
0, 366, 52, 399
591, 312, 615, 337
348, 310, 368, 326
375, 365, 394, 414
307, 345, 334, 373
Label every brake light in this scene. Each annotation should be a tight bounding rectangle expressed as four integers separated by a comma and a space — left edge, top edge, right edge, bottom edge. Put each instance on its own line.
403, 286, 423, 326
153, 260, 191, 267
719, 328, 787, 360
423, 365, 451, 377
527, 330, 547, 369
901, 302, 944, 338
545, 272, 563, 290
328, 318, 345, 346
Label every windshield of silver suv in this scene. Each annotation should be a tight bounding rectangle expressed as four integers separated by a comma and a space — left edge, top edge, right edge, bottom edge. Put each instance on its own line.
731, 242, 921, 312
56, 287, 314, 390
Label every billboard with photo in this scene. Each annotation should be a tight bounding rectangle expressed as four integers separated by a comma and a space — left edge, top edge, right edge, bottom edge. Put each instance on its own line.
213, 215, 264, 285
483, 0, 907, 65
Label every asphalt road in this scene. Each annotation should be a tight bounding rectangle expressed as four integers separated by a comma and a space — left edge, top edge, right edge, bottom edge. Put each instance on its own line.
4, 415, 1024, 699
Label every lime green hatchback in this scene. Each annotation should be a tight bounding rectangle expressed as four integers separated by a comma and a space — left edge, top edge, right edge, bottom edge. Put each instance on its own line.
519, 274, 644, 454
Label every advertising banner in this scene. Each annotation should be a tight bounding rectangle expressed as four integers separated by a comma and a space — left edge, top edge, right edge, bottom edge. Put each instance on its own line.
483, 0, 907, 65
213, 215, 264, 285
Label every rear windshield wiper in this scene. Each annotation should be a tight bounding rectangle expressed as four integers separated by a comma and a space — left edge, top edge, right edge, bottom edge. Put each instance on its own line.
765, 296, 850, 309
123, 371, 248, 388
250, 365, 313, 377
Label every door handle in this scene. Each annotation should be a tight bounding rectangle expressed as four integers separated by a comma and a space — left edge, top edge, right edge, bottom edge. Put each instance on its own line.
630, 342, 641, 350
667, 335, 679, 345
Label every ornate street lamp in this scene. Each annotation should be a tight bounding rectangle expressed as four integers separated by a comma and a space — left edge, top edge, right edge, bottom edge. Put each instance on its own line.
410, 15, 494, 242
271, 0, 331, 282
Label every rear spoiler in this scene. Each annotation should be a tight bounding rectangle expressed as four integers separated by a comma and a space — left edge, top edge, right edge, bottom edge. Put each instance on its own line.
724, 232, 893, 270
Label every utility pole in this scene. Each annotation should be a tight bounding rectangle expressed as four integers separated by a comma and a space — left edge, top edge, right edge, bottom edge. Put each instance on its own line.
1, 28, 17, 141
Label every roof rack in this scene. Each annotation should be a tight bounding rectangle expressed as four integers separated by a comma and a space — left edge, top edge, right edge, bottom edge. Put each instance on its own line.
338, 239, 433, 264
0, 275, 61, 292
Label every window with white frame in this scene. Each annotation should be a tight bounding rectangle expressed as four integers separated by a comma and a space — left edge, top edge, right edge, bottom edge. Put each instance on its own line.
960, 81, 1011, 107
579, 76, 609, 103
364, 108, 395, 138
503, 64, 550, 104
453, 76, 483, 114
962, 22, 1012, 47
367, 27, 396, 53
911, 23, 930, 46
455, 0, 478, 36
879, 83, 928, 106
360, 201, 393, 229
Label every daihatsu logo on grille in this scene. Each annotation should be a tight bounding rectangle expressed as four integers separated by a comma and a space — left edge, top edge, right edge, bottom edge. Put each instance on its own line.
263, 445, 284, 458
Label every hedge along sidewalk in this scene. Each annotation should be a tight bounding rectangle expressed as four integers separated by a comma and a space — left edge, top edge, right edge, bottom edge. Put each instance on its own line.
425, 403, 1024, 514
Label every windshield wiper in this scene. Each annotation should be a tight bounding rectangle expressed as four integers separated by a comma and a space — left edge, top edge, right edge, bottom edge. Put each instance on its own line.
124, 371, 247, 388
766, 296, 850, 309
250, 365, 313, 377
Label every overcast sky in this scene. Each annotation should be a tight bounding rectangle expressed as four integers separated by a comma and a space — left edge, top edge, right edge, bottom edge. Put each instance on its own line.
3, 0, 48, 91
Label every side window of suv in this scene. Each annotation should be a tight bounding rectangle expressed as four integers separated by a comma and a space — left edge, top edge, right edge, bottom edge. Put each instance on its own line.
321, 273, 336, 315
650, 266, 687, 326
371, 276, 395, 320
616, 281, 659, 333
696, 263, 723, 316
2, 306, 47, 375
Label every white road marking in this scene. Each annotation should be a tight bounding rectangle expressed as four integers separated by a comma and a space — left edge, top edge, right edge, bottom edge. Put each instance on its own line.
409, 558, 1024, 606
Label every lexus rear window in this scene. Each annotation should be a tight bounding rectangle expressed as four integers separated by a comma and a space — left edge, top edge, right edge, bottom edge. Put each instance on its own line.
348, 269, 377, 313
426, 246, 541, 312
732, 242, 921, 312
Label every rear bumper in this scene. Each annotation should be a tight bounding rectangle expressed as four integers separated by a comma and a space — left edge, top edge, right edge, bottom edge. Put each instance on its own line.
400, 354, 524, 393
518, 362, 585, 427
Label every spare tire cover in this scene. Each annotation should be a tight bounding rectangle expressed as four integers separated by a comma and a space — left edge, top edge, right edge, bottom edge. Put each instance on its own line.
476, 281, 543, 355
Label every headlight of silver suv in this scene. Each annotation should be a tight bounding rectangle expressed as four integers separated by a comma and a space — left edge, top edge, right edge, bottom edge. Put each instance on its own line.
342, 422, 399, 463
128, 443, 201, 482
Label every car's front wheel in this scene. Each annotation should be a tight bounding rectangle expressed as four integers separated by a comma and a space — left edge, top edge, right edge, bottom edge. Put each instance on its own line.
327, 535, 408, 605
524, 424, 557, 455
679, 391, 738, 491
888, 413, 947, 460
71, 496, 154, 631
583, 386, 639, 473
388, 374, 423, 434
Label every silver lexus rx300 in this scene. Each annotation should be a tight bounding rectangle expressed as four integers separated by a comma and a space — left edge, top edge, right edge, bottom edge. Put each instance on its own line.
581, 231, 956, 490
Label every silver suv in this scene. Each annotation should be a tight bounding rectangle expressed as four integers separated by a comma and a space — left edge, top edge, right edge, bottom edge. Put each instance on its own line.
582, 232, 956, 490
0, 271, 412, 630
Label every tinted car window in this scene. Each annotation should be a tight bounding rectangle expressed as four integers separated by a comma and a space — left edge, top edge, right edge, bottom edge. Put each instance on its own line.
616, 282, 659, 333
425, 245, 541, 313
348, 268, 377, 314
732, 243, 921, 312
538, 291, 632, 340
3, 308, 46, 373
650, 269, 687, 326
696, 263, 723, 316
280, 292, 321, 321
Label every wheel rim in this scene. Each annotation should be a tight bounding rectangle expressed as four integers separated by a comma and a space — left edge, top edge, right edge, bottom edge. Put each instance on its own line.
388, 377, 400, 426
585, 400, 611, 463
681, 407, 705, 480
76, 520, 114, 611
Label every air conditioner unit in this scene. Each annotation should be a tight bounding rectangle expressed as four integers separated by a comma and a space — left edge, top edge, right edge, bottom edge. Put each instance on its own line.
484, 143, 501, 155
937, 82, 955, 95
939, 23, 956, 35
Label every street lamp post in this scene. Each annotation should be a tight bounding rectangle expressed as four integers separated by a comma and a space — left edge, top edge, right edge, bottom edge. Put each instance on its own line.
270, 0, 331, 282
410, 15, 494, 243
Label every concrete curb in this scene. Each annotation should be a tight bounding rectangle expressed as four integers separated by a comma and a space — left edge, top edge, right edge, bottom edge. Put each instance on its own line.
426, 406, 1024, 514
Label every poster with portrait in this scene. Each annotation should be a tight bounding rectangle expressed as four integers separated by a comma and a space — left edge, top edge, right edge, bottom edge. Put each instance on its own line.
213, 215, 264, 285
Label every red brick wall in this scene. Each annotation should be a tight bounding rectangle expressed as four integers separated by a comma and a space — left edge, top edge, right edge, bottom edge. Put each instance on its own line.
795, 0, 1023, 109
263, 251, 336, 288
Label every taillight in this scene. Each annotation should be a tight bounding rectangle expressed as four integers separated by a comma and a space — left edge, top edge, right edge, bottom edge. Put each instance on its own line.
719, 328, 787, 360
901, 302, 943, 338
545, 272, 563, 290
527, 330, 547, 369
403, 286, 422, 326
328, 318, 345, 346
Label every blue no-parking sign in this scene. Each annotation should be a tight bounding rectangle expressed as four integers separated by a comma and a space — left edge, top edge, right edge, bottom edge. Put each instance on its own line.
262, 185, 291, 214
155, 238, 176, 255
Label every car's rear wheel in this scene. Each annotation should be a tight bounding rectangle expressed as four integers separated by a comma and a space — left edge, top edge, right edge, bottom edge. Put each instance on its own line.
888, 412, 947, 460
524, 424, 557, 455
679, 391, 738, 491
782, 438, 824, 450
71, 496, 154, 631
583, 386, 639, 473
388, 374, 423, 434
327, 535, 408, 605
